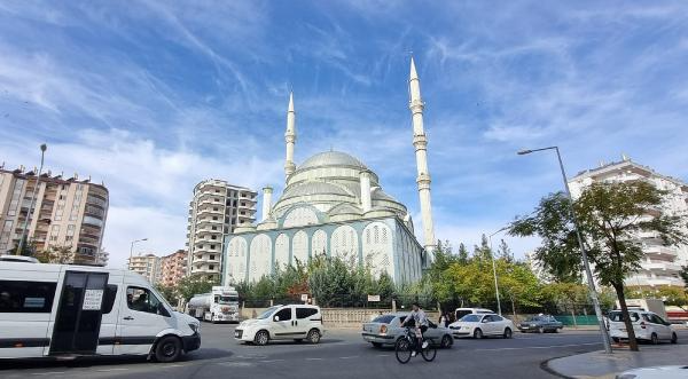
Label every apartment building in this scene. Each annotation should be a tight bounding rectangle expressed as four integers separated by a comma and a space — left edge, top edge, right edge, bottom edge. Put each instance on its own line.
127, 253, 161, 283
160, 249, 187, 287
186, 179, 257, 280
569, 156, 688, 287
0, 165, 109, 265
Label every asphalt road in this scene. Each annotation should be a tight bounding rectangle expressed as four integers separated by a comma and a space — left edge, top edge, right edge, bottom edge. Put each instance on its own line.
2, 326, 687, 379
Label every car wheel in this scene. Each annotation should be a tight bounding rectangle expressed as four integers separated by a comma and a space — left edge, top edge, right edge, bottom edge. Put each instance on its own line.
474, 329, 483, 339
503, 328, 513, 339
612, 337, 620, 343
671, 333, 678, 344
254, 330, 270, 346
154, 336, 182, 363
371, 342, 383, 348
650, 333, 658, 345
440, 334, 453, 348
537, 326, 544, 334
307, 329, 321, 344
553, 328, 559, 333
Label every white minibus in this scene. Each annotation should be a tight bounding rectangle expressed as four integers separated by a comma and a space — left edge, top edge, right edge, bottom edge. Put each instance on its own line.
0, 261, 200, 362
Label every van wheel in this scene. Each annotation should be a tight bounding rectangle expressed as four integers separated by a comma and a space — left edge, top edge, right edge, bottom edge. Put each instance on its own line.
650, 333, 658, 345
474, 329, 483, 339
254, 330, 270, 346
154, 336, 182, 363
307, 329, 321, 344
671, 333, 678, 344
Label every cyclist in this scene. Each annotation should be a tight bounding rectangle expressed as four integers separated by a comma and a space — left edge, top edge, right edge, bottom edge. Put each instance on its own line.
400, 302, 429, 356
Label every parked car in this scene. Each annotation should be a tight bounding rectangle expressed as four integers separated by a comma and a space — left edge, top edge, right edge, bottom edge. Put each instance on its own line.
449, 313, 515, 339
518, 315, 563, 333
454, 307, 493, 321
616, 365, 688, 379
361, 313, 454, 348
234, 304, 324, 346
608, 310, 677, 345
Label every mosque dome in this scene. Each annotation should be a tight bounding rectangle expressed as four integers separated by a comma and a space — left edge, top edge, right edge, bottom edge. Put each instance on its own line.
270, 150, 408, 224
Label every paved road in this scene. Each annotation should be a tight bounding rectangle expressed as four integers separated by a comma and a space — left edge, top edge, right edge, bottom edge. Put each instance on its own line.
2, 326, 687, 379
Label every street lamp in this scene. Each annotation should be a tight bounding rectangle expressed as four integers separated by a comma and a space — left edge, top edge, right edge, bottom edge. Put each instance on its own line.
518, 146, 613, 354
16, 144, 47, 256
129, 238, 148, 268
488, 226, 509, 316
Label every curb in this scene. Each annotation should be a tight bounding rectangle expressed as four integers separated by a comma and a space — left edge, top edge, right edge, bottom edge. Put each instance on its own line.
540, 354, 581, 379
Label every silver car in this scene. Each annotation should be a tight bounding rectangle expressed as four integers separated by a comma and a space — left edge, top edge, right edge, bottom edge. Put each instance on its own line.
361, 313, 454, 349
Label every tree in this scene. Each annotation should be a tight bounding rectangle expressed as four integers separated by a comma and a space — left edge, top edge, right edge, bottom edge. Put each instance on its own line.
498, 239, 514, 263
308, 255, 353, 307
656, 286, 688, 312
156, 284, 179, 305
35, 245, 73, 264
473, 234, 493, 261
510, 181, 687, 351
681, 266, 688, 290
177, 275, 219, 302
457, 243, 469, 264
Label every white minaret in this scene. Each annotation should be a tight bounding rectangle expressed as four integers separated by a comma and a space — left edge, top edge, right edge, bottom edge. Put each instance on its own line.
408, 57, 437, 253
261, 186, 273, 222
284, 92, 296, 178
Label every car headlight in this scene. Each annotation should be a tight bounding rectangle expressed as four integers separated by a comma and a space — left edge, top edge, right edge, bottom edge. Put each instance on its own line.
189, 323, 199, 333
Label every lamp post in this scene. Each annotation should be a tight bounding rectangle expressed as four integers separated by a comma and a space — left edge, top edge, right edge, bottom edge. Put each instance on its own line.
128, 238, 148, 269
518, 146, 613, 354
16, 144, 47, 256
488, 226, 509, 316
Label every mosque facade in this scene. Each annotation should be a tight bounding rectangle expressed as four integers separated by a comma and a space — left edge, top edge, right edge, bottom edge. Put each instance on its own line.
222, 58, 436, 285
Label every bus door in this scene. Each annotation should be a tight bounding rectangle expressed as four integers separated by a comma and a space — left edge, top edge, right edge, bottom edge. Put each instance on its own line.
50, 271, 108, 355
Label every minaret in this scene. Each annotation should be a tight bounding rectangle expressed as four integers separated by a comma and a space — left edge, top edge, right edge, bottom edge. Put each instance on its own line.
284, 92, 296, 179
408, 57, 437, 254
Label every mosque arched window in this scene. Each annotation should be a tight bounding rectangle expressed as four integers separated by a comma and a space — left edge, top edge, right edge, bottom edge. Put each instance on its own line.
374, 226, 380, 243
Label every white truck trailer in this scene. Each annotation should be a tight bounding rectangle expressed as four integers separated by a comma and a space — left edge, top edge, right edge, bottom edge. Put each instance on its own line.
187, 286, 240, 323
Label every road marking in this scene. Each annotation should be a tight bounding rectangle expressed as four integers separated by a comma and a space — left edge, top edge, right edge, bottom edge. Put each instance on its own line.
305, 357, 324, 361
259, 359, 285, 363
473, 342, 601, 351
218, 362, 254, 367
340, 355, 359, 359
376, 354, 391, 357
96, 368, 129, 372
32, 372, 66, 376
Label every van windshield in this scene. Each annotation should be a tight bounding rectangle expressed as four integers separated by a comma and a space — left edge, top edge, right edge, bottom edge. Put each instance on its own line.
257, 306, 280, 319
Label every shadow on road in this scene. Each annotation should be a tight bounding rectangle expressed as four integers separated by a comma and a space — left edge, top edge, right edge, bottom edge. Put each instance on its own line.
0, 348, 233, 370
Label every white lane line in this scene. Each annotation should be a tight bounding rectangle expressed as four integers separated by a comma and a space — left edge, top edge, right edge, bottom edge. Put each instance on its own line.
340, 356, 359, 359
96, 368, 129, 372
305, 358, 324, 361
376, 354, 391, 357
473, 342, 600, 351
259, 359, 285, 363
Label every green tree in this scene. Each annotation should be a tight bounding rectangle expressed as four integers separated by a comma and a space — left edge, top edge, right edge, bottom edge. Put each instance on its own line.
308, 255, 353, 307
510, 181, 687, 351
681, 266, 688, 290
498, 239, 514, 263
155, 284, 179, 305
656, 286, 688, 312
457, 243, 469, 264
35, 245, 73, 264
177, 275, 219, 302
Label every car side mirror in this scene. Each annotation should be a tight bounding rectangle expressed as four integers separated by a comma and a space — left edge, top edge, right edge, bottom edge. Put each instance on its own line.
274, 316, 280, 322
482, 319, 488, 323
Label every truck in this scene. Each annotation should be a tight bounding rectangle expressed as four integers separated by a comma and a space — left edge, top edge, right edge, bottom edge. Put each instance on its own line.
187, 286, 240, 323
616, 298, 667, 320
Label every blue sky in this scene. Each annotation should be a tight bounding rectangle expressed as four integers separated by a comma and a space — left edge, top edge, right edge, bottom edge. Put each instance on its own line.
1, 1, 687, 267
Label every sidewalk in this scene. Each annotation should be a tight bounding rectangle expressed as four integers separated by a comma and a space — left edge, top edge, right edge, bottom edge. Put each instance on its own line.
547, 345, 688, 378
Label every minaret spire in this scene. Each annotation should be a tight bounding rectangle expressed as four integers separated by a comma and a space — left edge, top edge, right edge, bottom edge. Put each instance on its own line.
284, 92, 296, 179
408, 57, 436, 256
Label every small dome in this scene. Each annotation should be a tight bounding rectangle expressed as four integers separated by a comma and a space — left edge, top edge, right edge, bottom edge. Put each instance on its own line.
299, 151, 368, 171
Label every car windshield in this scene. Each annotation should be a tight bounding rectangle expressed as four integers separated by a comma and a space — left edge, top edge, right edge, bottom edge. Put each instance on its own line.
460, 314, 482, 323
256, 306, 281, 319
217, 295, 238, 305
609, 311, 640, 322
372, 315, 396, 324
527, 317, 545, 322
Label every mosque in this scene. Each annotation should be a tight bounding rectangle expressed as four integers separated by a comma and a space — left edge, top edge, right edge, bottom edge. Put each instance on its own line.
222, 58, 436, 285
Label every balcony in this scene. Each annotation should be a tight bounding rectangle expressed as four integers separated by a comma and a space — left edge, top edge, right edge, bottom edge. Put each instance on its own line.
644, 245, 678, 257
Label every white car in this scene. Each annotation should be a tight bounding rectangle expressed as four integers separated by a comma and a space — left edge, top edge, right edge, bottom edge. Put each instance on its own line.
608, 310, 677, 345
234, 304, 324, 346
616, 365, 688, 379
449, 313, 515, 339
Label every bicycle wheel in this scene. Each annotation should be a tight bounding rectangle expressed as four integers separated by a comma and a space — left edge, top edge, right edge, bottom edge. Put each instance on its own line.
421, 343, 437, 362
395, 338, 413, 364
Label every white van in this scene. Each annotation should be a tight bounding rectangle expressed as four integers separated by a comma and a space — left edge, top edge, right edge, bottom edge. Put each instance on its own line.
234, 304, 324, 346
455, 308, 494, 321
0, 262, 201, 362
608, 309, 678, 345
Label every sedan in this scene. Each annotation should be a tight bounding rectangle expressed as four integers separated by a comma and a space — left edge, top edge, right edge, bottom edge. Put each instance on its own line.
361, 313, 454, 348
449, 313, 515, 339
518, 315, 563, 333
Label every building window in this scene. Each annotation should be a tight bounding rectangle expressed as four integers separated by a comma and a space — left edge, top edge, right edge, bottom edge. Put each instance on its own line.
7, 180, 24, 216
210, 245, 216, 250
211, 235, 217, 240
210, 254, 215, 260
209, 265, 215, 270
212, 216, 218, 221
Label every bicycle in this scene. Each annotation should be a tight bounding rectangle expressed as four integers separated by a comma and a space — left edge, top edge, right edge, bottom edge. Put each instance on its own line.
395, 326, 437, 364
